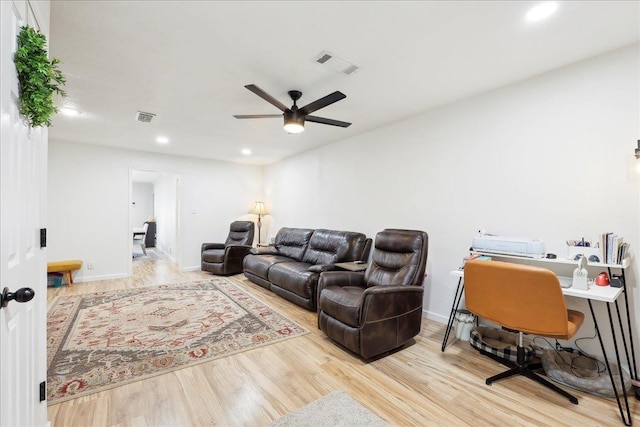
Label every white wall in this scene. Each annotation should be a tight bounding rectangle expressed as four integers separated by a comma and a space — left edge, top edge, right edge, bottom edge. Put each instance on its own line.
132, 182, 154, 227
153, 174, 178, 261
47, 142, 263, 280
264, 45, 640, 355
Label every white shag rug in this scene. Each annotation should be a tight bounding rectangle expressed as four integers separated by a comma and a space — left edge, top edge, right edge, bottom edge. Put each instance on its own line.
268, 390, 389, 427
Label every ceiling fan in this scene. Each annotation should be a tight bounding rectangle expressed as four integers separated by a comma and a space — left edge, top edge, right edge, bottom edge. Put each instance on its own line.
233, 84, 351, 134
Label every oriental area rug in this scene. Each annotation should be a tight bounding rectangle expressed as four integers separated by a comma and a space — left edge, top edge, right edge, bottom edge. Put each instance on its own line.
46, 278, 308, 404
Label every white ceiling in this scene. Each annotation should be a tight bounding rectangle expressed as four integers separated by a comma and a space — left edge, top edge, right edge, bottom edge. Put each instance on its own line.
49, 1, 639, 166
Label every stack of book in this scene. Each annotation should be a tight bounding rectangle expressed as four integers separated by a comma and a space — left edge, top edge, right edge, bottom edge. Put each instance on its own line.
601, 233, 630, 265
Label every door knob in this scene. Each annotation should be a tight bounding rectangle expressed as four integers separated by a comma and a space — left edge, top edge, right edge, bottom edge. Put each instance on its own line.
0, 287, 35, 308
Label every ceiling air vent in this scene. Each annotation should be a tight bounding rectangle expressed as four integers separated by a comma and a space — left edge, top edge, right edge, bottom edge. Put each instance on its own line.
316, 53, 332, 64
136, 111, 155, 123
313, 51, 359, 76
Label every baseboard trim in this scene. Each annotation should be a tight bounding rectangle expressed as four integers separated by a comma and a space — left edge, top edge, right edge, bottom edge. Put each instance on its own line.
75, 272, 128, 283
422, 308, 447, 324
182, 265, 200, 272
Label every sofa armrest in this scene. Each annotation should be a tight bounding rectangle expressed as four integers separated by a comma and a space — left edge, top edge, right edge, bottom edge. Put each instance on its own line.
249, 246, 279, 255
317, 271, 366, 307
308, 264, 339, 273
202, 242, 225, 252
224, 245, 253, 258
360, 285, 424, 323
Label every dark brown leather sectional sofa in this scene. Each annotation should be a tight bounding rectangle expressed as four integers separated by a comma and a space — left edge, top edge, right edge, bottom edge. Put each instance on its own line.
243, 227, 371, 310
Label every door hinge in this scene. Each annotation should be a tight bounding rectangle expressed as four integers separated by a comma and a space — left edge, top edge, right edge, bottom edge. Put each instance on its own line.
39, 380, 46, 402
40, 228, 46, 248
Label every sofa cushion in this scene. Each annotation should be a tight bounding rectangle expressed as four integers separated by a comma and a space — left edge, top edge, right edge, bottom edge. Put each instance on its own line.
202, 249, 225, 263
268, 261, 317, 301
274, 228, 314, 261
243, 254, 293, 281
318, 285, 365, 327
302, 229, 367, 265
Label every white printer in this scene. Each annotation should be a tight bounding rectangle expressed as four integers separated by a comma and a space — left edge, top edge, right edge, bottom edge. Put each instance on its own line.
472, 234, 546, 259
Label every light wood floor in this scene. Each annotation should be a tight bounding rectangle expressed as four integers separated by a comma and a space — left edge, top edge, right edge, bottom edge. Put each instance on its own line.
47, 251, 638, 427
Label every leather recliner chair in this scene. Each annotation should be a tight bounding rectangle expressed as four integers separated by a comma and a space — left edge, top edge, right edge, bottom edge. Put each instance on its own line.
317, 229, 428, 359
201, 221, 255, 275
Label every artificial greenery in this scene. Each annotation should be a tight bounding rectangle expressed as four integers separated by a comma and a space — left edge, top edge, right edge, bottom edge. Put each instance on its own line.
14, 25, 66, 128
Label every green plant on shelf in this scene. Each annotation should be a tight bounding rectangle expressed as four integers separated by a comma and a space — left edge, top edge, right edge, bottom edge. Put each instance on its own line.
14, 25, 66, 128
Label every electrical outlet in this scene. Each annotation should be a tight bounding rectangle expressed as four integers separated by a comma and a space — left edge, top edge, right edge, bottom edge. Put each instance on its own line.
87, 262, 94, 270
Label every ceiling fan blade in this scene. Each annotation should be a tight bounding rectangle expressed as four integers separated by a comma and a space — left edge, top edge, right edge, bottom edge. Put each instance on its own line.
233, 114, 283, 119
300, 91, 346, 115
244, 84, 288, 112
306, 115, 351, 128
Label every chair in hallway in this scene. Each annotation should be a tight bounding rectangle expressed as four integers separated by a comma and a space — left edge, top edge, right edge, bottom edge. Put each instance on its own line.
133, 223, 149, 256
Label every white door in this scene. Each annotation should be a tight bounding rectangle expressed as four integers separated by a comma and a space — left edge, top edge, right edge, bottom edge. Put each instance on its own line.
0, 1, 48, 426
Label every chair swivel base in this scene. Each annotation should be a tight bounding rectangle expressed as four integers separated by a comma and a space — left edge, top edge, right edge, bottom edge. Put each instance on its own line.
486, 364, 578, 405
478, 350, 578, 405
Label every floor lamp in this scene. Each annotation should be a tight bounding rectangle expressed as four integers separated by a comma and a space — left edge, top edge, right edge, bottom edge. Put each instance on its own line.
249, 201, 268, 246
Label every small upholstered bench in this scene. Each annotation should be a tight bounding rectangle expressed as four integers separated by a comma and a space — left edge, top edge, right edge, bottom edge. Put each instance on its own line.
47, 260, 83, 286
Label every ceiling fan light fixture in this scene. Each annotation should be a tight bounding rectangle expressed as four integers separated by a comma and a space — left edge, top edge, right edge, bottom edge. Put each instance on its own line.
283, 110, 305, 134
284, 122, 304, 134
235, 84, 350, 132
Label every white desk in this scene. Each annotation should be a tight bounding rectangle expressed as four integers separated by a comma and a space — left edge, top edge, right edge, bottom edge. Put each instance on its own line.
442, 259, 636, 426
449, 267, 623, 302
561, 278, 623, 302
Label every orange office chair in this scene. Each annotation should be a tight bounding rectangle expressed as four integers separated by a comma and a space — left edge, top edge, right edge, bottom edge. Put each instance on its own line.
463, 260, 585, 404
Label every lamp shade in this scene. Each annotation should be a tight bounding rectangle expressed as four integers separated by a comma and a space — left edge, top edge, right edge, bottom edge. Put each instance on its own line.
249, 201, 268, 215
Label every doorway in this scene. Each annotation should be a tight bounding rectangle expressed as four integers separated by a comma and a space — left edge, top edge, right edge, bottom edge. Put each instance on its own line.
129, 169, 181, 274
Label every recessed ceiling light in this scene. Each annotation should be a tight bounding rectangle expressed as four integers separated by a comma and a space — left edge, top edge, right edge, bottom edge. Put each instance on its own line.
60, 107, 80, 116
156, 136, 169, 144
525, 2, 558, 22
241, 148, 252, 155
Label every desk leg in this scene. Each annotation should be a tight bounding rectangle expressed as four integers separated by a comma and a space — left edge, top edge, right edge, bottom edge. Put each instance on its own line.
609, 268, 639, 390
618, 269, 639, 399
614, 298, 639, 401
441, 277, 464, 352
588, 300, 632, 426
